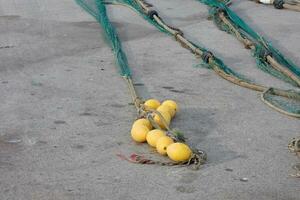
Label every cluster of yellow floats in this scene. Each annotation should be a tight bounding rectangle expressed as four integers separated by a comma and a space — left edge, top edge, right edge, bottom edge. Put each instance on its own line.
131, 99, 192, 162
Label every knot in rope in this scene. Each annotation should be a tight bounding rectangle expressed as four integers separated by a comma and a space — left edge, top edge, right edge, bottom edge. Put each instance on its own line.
288, 138, 300, 153
288, 137, 300, 177
215, 7, 227, 15
258, 47, 272, 61
147, 9, 158, 20
202, 51, 214, 64
273, 0, 285, 9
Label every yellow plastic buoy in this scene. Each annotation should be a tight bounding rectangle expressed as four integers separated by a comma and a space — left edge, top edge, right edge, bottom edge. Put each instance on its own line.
167, 143, 192, 162
144, 99, 161, 110
154, 111, 171, 129
156, 136, 174, 155
162, 100, 178, 113
157, 105, 176, 118
146, 129, 165, 147
131, 125, 150, 143
132, 118, 152, 130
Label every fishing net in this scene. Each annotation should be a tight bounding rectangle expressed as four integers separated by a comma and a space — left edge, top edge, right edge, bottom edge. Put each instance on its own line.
198, 0, 300, 86
196, 0, 300, 116
75, 0, 207, 167
261, 88, 300, 117
75, 0, 249, 81
75, 0, 300, 117
76, 0, 133, 77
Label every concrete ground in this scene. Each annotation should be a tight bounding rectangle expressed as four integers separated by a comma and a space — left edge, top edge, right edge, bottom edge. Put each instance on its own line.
0, 0, 299, 199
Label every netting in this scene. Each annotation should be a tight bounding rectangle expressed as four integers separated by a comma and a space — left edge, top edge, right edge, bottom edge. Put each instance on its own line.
76, 0, 132, 77
75, 0, 248, 81
198, 0, 300, 86
76, 0, 208, 167
75, 0, 300, 117
196, 0, 300, 116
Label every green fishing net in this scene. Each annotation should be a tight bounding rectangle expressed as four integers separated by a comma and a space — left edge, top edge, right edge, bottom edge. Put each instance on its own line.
196, 0, 300, 115
75, 0, 300, 116
76, 0, 132, 77
262, 88, 300, 115
197, 0, 300, 86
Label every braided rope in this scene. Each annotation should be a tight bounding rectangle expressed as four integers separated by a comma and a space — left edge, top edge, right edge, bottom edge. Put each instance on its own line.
103, 0, 300, 119
261, 88, 300, 118
288, 138, 300, 177
131, 0, 300, 118
75, 1, 208, 168
218, 12, 300, 87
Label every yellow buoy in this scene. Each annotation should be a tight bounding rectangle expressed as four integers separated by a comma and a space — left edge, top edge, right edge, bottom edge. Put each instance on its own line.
157, 105, 176, 118
154, 111, 171, 129
132, 118, 152, 130
167, 143, 192, 162
156, 136, 174, 155
131, 125, 150, 143
162, 100, 178, 113
144, 99, 161, 110
146, 129, 166, 147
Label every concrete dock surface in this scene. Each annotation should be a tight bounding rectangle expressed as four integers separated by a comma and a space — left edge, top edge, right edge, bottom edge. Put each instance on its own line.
0, 0, 299, 199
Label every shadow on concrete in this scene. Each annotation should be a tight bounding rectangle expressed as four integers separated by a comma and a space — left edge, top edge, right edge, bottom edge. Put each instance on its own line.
173, 107, 242, 166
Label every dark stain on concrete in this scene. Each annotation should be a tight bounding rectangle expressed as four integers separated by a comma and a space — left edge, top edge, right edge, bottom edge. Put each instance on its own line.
31, 81, 43, 87
110, 103, 126, 108
117, 141, 123, 146
170, 89, 186, 94
162, 86, 174, 89
0, 132, 22, 145
0, 15, 20, 20
37, 140, 47, 145
175, 185, 196, 194
133, 83, 144, 86
79, 112, 98, 117
162, 86, 199, 95
0, 45, 15, 49
179, 172, 199, 184
54, 120, 66, 124
72, 144, 85, 149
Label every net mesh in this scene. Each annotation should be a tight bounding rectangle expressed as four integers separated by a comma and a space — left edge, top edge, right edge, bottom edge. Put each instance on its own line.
76, 0, 132, 77
198, 0, 300, 86
74, 0, 300, 116
263, 89, 300, 115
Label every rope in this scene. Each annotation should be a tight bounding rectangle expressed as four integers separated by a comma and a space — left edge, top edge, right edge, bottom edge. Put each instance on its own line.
124, 77, 141, 109
75, 0, 207, 168
218, 11, 300, 87
76, 0, 299, 172
117, 151, 207, 170
102, 1, 300, 119
261, 88, 300, 118
288, 137, 300, 177
124, 75, 207, 168
199, 0, 300, 84
130, 0, 300, 118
